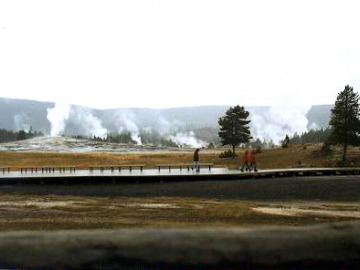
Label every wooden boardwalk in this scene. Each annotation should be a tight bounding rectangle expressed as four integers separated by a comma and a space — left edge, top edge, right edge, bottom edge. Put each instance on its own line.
0, 166, 359, 185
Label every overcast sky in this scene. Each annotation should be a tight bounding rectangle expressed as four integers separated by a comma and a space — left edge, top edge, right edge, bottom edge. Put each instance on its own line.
0, 0, 359, 109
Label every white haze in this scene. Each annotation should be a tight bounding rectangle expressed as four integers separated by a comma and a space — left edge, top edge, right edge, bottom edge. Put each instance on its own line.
154, 114, 183, 135
46, 103, 207, 147
1, 1, 360, 109
70, 107, 107, 138
13, 114, 30, 131
250, 103, 311, 144
115, 112, 142, 145
169, 132, 206, 148
150, 115, 206, 147
45, 100, 315, 147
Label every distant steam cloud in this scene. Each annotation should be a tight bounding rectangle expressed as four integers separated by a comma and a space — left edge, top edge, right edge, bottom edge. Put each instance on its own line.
155, 114, 184, 135
68, 107, 107, 138
47, 104, 107, 138
250, 103, 310, 144
114, 112, 142, 144
13, 114, 30, 131
47, 103, 71, 136
45, 103, 310, 146
169, 131, 206, 148
146, 114, 202, 148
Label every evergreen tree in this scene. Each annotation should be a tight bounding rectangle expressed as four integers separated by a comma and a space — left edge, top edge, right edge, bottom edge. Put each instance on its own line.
329, 85, 360, 162
282, 134, 290, 148
288, 128, 332, 144
17, 130, 27, 140
218, 105, 252, 157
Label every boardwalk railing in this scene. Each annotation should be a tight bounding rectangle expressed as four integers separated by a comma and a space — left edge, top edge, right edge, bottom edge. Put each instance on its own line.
0, 167, 10, 173
20, 166, 76, 173
88, 165, 145, 172
156, 163, 214, 172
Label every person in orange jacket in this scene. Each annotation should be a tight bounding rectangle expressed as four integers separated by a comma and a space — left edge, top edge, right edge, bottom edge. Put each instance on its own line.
240, 150, 250, 172
249, 149, 258, 172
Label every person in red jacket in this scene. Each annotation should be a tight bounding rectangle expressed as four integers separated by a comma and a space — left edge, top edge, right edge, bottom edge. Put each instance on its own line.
240, 150, 250, 172
249, 150, 258, 172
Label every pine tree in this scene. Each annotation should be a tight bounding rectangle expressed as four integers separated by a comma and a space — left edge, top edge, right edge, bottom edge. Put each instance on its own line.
282, 134, 290, 148
17, 130, 27, 141
329, 85, 360, 162
218, 105, 252, 157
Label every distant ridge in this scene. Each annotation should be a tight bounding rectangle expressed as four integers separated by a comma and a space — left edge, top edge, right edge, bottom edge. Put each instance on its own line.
0, 97, 332, 135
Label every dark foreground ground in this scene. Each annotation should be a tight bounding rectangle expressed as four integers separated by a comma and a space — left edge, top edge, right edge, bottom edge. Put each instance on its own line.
1, 175, 359, 201
0, 175, 359, 268
1, 221, 359, 269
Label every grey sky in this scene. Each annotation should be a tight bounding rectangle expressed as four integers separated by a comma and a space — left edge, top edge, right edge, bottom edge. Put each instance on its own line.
0, 0, 359, 109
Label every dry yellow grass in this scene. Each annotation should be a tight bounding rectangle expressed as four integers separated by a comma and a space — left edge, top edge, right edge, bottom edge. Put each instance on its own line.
0, 144, 358, 170
0, 145, 359, 231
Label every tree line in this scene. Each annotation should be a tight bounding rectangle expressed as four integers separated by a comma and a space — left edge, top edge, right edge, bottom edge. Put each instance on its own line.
217, 84, 360, 163
287, 128, 332, 145
73, 131, 179, 147
0, 128, 43, 143
1, 84, 358, 163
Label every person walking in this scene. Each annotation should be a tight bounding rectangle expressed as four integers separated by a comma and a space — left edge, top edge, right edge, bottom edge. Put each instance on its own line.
249, 149, 258, 172
240, 150, 250, 172
193, 148, 200, 172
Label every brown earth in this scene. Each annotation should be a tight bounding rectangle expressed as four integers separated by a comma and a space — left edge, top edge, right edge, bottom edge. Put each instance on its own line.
0, 175, 359, 231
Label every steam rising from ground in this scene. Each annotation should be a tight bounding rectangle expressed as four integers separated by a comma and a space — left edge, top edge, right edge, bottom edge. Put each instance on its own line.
115, 112, 142, 144
68, 107, 107, 138
45, 102, 312, 147
46, 105, 206, 147
250, 102, 310, 144
148, 114, 205, 147
47, 104, 71, 136
169, 131, 206, 148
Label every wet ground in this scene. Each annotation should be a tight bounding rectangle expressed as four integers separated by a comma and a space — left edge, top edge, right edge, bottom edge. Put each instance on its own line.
0, 136, 174, 152
0, 167, 229, 178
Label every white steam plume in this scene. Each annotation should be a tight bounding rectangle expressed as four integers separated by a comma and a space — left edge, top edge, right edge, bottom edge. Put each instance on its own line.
169, 131, 206, 148
150, 114, 203, 147
250, 102, 310, 144
47, 103, 71, 136
112, 110, 203, 147
116, 113, 142, 145
71, 107, 107, 138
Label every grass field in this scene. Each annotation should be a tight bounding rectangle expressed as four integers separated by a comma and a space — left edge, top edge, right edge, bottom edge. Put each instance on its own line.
0, 144, 360, 231
1, 143, 359, 170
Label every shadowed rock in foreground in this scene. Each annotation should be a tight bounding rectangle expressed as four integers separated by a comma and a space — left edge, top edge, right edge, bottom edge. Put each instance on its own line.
0, 221, 359, 268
